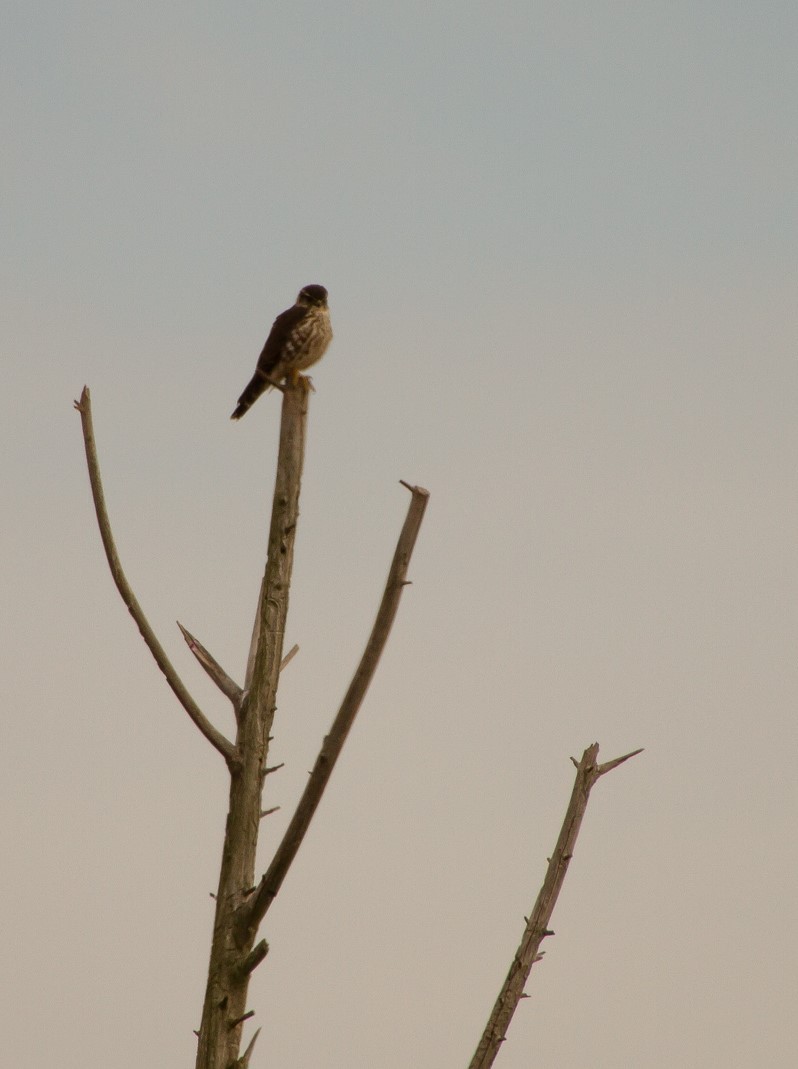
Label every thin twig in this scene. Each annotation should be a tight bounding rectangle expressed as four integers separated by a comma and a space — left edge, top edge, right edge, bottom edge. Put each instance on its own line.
238, 481, 430, 941
243, 613, 299, 697
244, 575, 266, 691
177, 621, 243, 708
280, 643, 300, 671
468, 742, 643, 1069
235, 1027, 261, 1069
597, 747, 644, 776
238, 939, 269, 978
74, 387, 238, 768
228, 1010, 255, 1031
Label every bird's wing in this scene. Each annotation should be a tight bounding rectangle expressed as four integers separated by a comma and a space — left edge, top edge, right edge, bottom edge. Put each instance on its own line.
255, 304, 307, 376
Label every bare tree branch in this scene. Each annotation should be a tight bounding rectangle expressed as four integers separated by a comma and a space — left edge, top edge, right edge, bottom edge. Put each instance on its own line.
468, 741, 643, 1069
237, 939, 269, 979
233, 1027, 261, 1069
177, 621, 243, 709
196, 381, 310, 1069
74, 387, 238, 768
243, 575, 266, 691
238, 481, 430, 940
596, 747, 644, 776
228, 1011, 255, 1031
280, 642, 300, 671
244, 585, 300, 694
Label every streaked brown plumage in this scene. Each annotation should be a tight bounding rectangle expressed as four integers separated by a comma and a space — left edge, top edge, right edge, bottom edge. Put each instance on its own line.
231, 284, 332, 420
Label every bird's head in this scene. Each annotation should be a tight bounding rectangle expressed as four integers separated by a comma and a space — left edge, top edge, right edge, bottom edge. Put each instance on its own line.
297, 284, 328, 307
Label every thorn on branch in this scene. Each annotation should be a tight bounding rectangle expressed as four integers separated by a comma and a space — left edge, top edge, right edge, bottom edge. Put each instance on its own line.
260, 806, 280, 818
239, 939, 270, 978
235, 1027, 261, 1069
542, 929, 554, 937
597, 747, 645, 776
228, 1010, 255, 1031
176, 621, 242, 706
280, 644, 299, 671
397, 478, 430, 498
398, 478, 429, 497
262, 763, 284, 777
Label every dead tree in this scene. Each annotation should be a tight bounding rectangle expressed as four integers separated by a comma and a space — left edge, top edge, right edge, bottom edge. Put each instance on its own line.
75, 382, 429, 1069
75, 381, 641, 1068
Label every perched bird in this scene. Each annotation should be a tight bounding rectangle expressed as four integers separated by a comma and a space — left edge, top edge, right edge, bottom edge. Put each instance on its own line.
231, 284, 333, 420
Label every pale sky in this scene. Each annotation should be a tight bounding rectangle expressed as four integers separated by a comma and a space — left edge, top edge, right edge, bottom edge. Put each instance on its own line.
3, 3, 797, 1067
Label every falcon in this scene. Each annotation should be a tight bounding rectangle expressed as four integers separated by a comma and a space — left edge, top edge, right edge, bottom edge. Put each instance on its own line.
231, 284, 333, 420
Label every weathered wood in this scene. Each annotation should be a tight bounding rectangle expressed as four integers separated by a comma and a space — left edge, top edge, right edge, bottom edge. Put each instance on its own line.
233, 1027, 261, 1069
468, 743, 643, 1069
238, 939, 269, 979
74, 387, 238, 767
194, 381, 308, 1069
177, 622, 243, 710
240, 481, 430, 940
78, 382, 430, 1069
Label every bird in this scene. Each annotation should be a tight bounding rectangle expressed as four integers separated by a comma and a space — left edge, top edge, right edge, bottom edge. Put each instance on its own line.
231, 284, 333, 420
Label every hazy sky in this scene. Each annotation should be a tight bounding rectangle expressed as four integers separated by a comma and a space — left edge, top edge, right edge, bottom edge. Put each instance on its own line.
4, 3, 797, 1066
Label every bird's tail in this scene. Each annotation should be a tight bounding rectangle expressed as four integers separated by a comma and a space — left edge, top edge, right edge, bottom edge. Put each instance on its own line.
230, 371, 272, 420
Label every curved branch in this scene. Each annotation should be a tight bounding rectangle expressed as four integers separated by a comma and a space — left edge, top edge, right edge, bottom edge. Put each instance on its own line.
74, 387, 239, 768
239, 480, 430, 940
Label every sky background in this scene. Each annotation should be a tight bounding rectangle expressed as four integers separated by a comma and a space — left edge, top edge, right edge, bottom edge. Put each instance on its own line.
3, 2, 797, 1066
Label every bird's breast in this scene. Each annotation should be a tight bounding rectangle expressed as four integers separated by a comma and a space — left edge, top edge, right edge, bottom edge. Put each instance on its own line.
285, 309, 332, 370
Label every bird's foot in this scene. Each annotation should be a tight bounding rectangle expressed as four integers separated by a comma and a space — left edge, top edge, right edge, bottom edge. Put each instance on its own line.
293, 373, 315, 393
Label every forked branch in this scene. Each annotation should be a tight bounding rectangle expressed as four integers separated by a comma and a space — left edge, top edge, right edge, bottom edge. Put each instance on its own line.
469, 742, 643, 1069
74, 387, 238, 768
177, 621, 300, 716
238, 480, 430, 941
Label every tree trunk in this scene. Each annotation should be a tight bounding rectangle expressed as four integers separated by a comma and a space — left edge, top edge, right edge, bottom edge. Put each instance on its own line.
195, 383, 307, 1069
